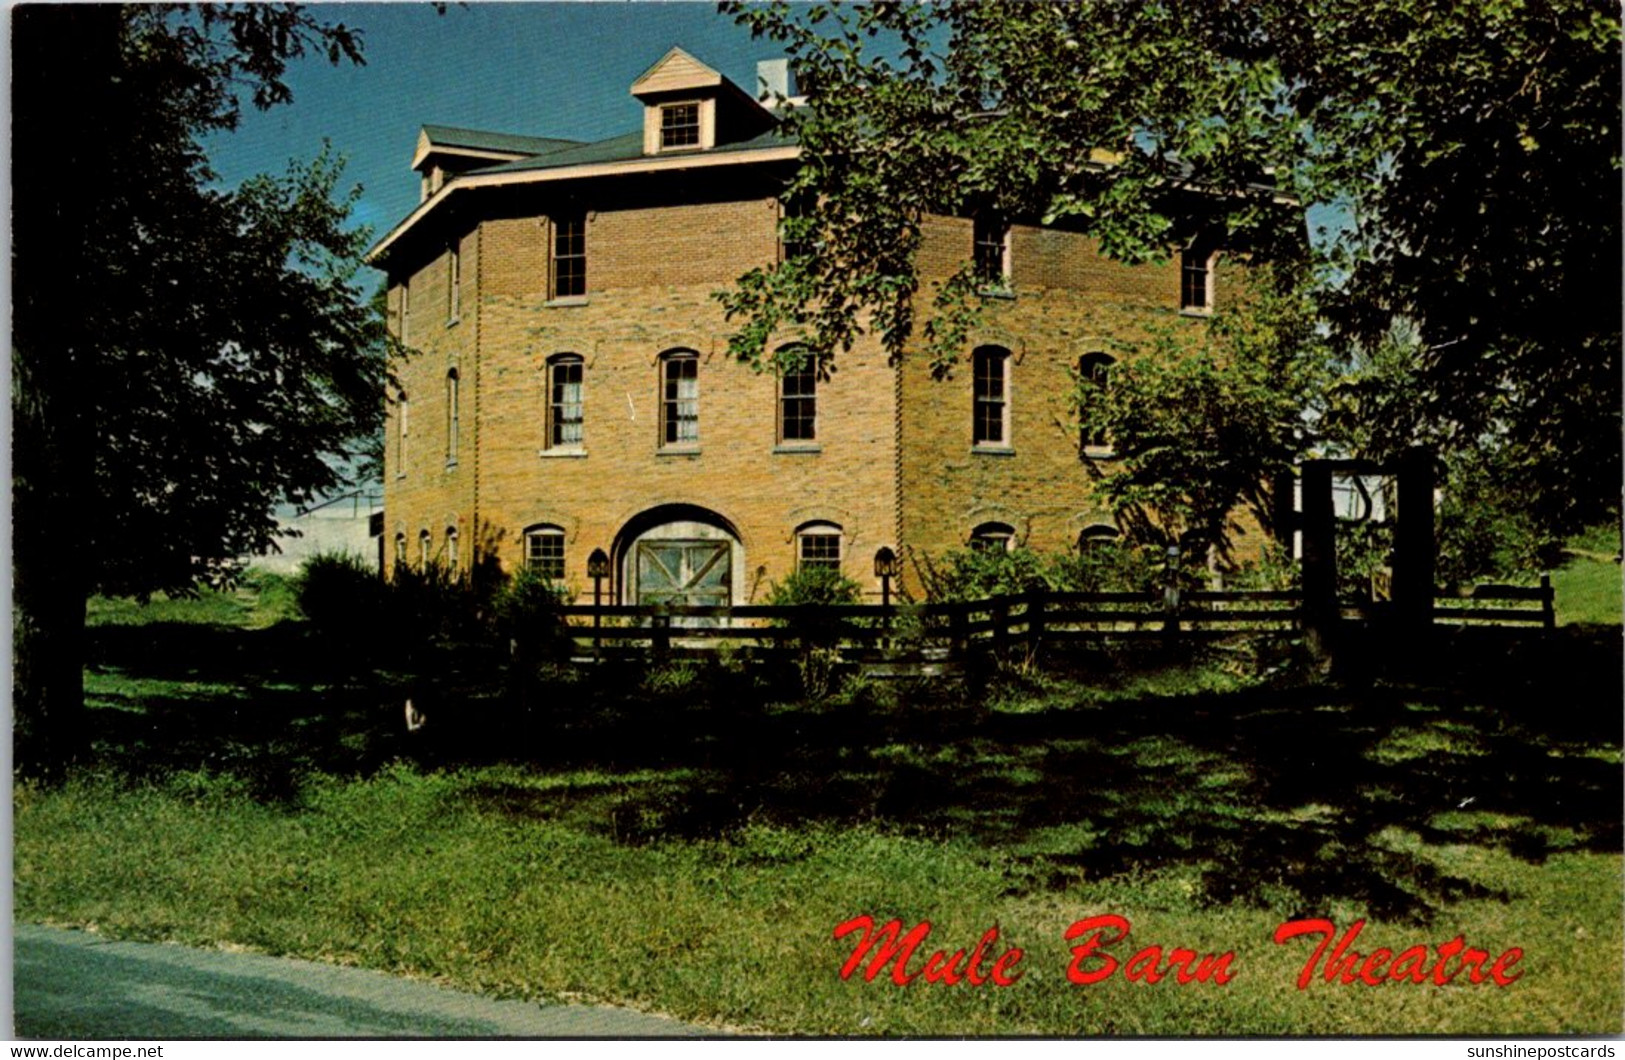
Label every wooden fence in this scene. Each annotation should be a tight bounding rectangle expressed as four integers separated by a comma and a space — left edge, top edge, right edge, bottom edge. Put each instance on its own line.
551, 575, 1554, 661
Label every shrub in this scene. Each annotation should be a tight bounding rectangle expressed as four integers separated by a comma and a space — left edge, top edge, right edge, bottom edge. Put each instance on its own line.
491, 565, 568, 648
765, 565, 862, 606
296, 551, 383, 631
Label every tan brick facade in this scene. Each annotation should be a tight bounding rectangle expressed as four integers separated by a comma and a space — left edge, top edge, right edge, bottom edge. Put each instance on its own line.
375, 51, 1266, 604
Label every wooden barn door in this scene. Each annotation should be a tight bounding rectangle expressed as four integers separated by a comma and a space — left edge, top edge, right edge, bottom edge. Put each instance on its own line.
634, 539, 731, 612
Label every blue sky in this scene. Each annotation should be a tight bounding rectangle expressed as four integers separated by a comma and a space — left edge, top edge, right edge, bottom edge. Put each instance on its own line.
207, 3, 784, 279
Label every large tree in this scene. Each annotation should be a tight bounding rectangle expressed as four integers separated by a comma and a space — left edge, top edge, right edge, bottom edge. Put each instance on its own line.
722, 0, 1620, 541
12, 5, 385, 775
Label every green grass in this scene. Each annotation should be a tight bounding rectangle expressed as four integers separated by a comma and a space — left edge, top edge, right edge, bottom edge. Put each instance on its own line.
18, 576, 1624, 1035
87, 568, 301, 630
1551, 553, 1621, 628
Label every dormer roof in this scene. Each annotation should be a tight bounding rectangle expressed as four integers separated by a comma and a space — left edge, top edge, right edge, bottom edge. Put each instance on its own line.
630, 46, 725, 98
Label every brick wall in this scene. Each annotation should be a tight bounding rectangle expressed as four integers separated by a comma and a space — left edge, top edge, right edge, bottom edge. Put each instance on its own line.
381, 166, 1266, 602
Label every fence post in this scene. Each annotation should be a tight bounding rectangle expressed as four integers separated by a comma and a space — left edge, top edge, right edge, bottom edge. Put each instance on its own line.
950, 604, 968, 659
1540, 572, 1555, 631
651, 608, 671, 655
1027, 586, 1045, 645
993, 598, 1009, 658
1162, 545, 1182, 642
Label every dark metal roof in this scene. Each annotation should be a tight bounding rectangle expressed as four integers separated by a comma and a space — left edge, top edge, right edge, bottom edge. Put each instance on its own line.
420, 124, 583, 158
471, 127, 796, 176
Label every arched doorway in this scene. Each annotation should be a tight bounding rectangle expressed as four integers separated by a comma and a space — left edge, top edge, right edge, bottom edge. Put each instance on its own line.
611, 504, 745, 610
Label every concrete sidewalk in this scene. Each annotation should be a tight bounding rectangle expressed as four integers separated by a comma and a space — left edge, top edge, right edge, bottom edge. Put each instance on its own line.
13, 924, 711, 1039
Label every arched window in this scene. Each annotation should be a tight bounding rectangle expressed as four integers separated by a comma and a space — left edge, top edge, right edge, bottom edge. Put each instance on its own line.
445, 369, 460, 465
445, 526, 460, 576
1078, 524, 1121, 553
447, 241, 461, 322
418, 528, 432, 571
524, 524, 567, 579
547, 354, 585, 449
795, 521, 842, 570
660, 349, 699, 446
394, 532, 407, 568
395, 393, 409, 478
972, 346, 1011, 447
1181, 242, 1216, 312
1078, 352, 1115, 456
969, 521, 1016, 552
778, 348, 816, 444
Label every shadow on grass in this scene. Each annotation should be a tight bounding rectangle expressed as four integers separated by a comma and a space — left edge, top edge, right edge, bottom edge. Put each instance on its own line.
81, 618, 1622, 923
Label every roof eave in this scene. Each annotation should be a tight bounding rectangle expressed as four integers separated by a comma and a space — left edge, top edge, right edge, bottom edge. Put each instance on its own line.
366, 144, 801, 266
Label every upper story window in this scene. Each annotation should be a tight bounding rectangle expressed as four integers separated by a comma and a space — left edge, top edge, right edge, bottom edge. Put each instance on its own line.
1078, 352, 1115, 456
548, 354, 585, 449
661, 350, 699, 446
972, 345, 1011, 448
796, 521, 843, 571
969, 522, 1016, 552
447, 243, 461, 323
659, 102, 702, 149
973, 214, 1010, 287
396, 393, 409, 477
778, 354, 817, 444
552, 213, 586, 299
399, 276, 411, 344
445, 370, 460, 466
1181, 244, 1216, 313
779, 190, 814, 263
524, 524, 566, 580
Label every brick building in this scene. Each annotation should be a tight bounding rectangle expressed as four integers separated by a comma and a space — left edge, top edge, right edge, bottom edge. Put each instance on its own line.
367, 48, 1247, 604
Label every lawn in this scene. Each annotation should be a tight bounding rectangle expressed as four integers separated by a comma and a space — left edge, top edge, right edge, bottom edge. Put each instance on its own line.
14, 567, 1624, 1036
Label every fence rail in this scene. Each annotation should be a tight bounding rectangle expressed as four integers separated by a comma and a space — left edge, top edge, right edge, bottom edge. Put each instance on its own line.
549, 574, 1554, 661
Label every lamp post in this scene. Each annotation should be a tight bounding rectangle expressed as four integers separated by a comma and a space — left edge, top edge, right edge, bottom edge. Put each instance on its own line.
587, 548, 610, 656
873, 546, 900, 609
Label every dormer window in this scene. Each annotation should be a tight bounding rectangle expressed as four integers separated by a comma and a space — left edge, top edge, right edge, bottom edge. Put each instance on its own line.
660, 103, 702, 149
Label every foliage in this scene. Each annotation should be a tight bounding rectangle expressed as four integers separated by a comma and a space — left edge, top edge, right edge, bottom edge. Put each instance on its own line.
765, 565, 864, 607
1077, 268, 1324, 559
721, 0, 1620, 538
920, 543, 1163, 603
12, 5, 380, 774
295, 552, 384, 632
490, 565, 568, 643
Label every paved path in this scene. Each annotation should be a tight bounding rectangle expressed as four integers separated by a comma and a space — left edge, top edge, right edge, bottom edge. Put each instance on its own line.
14, 924, 709, 1038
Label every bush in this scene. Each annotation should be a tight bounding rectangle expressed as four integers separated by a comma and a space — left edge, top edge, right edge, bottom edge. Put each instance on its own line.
296, 551, 383, 631
765, 565, 862, 606
491, 565, 568, 646
921, 543, 1164, 602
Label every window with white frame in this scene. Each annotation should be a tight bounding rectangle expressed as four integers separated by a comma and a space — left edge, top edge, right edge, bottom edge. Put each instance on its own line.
778, 351, 816, 443
524, 525, 566, 579
659, 102, 702, 149
969, 522, 1016, 552
1078, 352, 1115, 455
553, 212, 586, 299
445, 527, 460, 576
399, 276, 411, 344
972, 345, 1011, 447
548, 354, 584, 448
661, 350, 699, 446
973, 214, 1010, 287
796, 522, 843, 571
445, 369, 459, 465
1181, 243, 1215, 312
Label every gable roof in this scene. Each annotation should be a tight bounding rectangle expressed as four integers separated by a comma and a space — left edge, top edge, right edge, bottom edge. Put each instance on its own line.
630, 46, 723, 97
